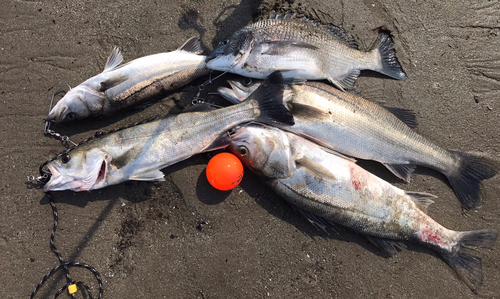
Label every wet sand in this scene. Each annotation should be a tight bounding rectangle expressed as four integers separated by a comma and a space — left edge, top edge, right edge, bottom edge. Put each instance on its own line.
1, 0, 500, 298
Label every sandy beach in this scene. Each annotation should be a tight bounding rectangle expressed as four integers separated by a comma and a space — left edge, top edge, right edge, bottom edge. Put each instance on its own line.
1, 0, 500, 297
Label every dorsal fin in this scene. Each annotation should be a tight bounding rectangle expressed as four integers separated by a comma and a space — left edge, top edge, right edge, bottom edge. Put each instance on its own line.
322, 24, 359, 49
103, 47, 123, 72
177, 36, 204, 54
268, 11, 358, 50
383, 107, 418, 129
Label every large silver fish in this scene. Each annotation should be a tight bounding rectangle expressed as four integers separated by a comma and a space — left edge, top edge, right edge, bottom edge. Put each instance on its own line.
228, 125, 498, 292
42, 72, 293, 192
47, 36, 209, 123
206, 15, 407, 91
219, 78, 498, 210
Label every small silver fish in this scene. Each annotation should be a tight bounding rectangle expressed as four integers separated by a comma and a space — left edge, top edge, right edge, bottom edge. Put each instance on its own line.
219, 78, 498, 210
228, 124, 498, 292
206, 15, 407, 91
42, 72, 294, 192
47, 36, 209, 122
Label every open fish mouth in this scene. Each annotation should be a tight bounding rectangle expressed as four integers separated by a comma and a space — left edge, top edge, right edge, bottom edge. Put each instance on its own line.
226, 81, 247, 100
218, 81, 247, 104
43, 160, 107, 192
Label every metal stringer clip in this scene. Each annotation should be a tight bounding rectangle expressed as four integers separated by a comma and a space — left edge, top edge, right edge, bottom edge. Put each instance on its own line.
44, 84, 77, 148
192, 69, 231, 107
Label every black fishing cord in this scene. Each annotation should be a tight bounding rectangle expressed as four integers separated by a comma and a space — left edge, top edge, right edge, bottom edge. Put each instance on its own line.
29, 193, 103, 299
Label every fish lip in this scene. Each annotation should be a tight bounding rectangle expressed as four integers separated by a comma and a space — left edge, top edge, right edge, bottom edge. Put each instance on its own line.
47, 105, 67, 123
205, 52, 218, 62
205, 44, 226, 62
42, 164, 63, 192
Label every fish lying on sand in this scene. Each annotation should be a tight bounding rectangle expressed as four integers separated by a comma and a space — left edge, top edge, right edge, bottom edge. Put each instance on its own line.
228, 124, 498, 292
47, 36, 209, 123
219, 78, 498, 210
42, 72, 293, 192
206, 14, 407, 91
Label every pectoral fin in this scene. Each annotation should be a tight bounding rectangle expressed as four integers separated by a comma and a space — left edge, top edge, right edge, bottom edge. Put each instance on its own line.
286, 131, 356, 162
111, 144, 142, 169
202, 133, 231, 152
282, 76, 307, 85
130, 169, 165, 181
296, 156, 338, 182
98, 73, 129, 92
289, 102, 330, 121
260, 41, 319, 55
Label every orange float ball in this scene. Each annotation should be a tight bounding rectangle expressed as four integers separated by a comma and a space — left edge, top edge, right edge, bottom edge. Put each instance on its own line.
206, 152, 244, 191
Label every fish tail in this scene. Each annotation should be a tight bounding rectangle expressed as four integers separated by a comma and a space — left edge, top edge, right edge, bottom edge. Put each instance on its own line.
246, 71, 295, 126
447, 151, 498, 210
373, 30, 407, 80
440, 229, 497, 292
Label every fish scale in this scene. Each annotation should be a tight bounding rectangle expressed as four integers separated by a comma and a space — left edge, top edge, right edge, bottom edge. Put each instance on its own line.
289, 82, 454, 168
42, 72, 294, 192
249, 19, 370, 79
218, 79, 498, 209
47, 36, 209, 122
228, 124, 497, 291
206, 17, 407, 90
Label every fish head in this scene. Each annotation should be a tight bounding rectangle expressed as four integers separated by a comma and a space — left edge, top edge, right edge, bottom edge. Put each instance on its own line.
217, 78, 262, 104
228, 125, 294, 179
218, 75, 295, 105
47, 86, 103, 123
43, 147, 111, 192
206, 29, 255, 70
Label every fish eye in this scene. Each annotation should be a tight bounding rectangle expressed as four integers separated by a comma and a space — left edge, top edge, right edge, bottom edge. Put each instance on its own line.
61, 153, 71, 164
66, 112, 75, 121
238, 146, 248, 157
243, 78, 252, 86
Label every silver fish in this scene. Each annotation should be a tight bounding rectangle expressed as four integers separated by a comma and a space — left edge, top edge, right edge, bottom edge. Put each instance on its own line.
219, 78, 498, 210
42, 72, 294, 192
206, 15, 407, 91
47, 36, 209, 122
228, 124, 498, 292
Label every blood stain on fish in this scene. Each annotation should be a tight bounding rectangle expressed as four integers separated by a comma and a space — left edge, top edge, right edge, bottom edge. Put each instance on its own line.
349, 166, 363, 191
420, 229, 442, 246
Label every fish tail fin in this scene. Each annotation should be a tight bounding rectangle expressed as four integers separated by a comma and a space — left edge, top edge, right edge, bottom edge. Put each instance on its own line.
373, 30, 407, 80
447, 151, 498, 209
440, 229, 497, 292
246, 71, 295, 126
